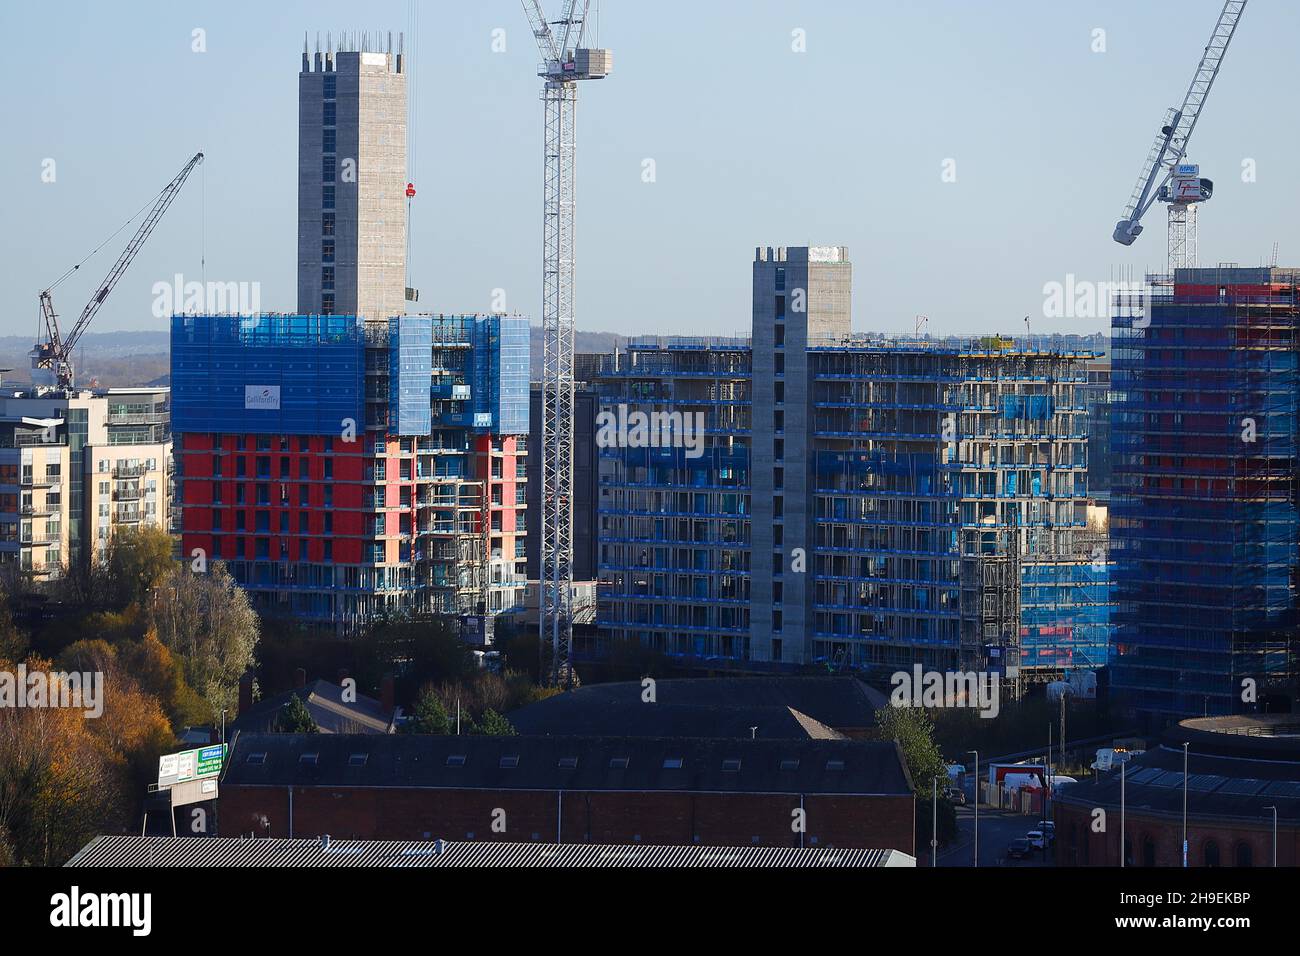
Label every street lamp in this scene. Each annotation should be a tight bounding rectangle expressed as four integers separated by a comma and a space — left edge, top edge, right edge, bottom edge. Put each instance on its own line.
1120, 757, 1126, 868
932, 775, 940, 868
1264, 806, 1277, 867
1181, 741, 1190, 868
968, 749, 979, 867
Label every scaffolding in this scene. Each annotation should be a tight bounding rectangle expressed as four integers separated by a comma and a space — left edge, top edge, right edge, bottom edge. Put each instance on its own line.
1111, 267, 1300, 716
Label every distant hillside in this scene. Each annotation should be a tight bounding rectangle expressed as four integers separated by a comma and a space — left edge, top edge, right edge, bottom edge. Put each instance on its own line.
0, 327, 626, 390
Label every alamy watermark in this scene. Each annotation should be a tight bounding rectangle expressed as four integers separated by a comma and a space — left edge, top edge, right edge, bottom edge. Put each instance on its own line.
1042, 274, 1150, 326
596, 404, 705, 459
890, 665, 1000, 719
0, 664, 104, 718
151, 273, 262, 317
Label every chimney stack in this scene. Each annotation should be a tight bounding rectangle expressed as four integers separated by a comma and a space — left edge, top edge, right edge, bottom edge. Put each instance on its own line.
294, 667, 307, 689
381, 674, 396, 713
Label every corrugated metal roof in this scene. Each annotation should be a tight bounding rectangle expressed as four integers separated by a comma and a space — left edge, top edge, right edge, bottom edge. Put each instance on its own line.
66, 836, 914, 868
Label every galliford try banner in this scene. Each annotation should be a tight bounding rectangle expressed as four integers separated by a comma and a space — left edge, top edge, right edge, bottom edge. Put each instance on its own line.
244, 385, 281, 410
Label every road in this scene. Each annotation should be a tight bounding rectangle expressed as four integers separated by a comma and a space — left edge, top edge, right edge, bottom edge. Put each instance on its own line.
933, 804, 1054, 868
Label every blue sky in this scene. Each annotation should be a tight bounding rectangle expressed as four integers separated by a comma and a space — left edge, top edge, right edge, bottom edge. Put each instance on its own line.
1, 0, 1295, 340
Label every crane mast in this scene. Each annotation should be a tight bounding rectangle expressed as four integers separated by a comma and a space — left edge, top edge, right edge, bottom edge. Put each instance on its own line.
521, 1, 610, 687
34, 151, 205, 391
1112, 1, 1246, 271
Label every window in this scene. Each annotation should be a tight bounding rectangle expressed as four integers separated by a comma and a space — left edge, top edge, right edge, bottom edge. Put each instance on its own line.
662, 757, 683, 770
1235, 842, 1253, 867
322, 185, 335, 209
322, 213, 335, 236
246, 752, 267, 765
499, 755, 520, 769
323, 127, 336, 151
299, 753, 319, 765
321, 240, 335, 263
446, 755, 467, 767
322, 267, 334, 288
348, 753, 368, 767
775, 267, 785, 291
323, 101, 336, 125
779, 758, 800, 771
1204, 840, 1220, 868
825, 759, 845, 771
322, 75, 336, 98
322, 155, 335, 182
721, 758, 741, 772
609, 757, 630, 769
557, 757, 578, 769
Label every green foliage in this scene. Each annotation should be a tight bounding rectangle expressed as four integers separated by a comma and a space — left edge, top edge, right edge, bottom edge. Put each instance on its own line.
274, 694, 319, 734
877, 705, 949, 793
476, 708, 517, 736
103, 526, 175, 610
403, 689, 451, 735
876, 705, 959, 848
0, 594, 29, 662
153, 562, 260, 722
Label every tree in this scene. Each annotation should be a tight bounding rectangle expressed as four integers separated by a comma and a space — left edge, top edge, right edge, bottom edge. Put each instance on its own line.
119, 630, 208, 729
274, 694, 318, 734
876, 705, 958, 848
402, 689, 451, 735
476, 708, 517, 736
103, 526, 175, 611
0, 656, 126, 865
0, 590, 28, 662
153, 563, 260, 722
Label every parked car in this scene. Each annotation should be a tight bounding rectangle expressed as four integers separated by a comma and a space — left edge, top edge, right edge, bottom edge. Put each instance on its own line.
1006, 838, 1032, 860
1026, 829, 1047, 850
1037, 821, 1056, 842
943, 787, 967, 806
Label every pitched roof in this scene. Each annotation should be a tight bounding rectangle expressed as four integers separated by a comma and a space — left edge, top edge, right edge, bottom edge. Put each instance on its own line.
221, 731, 914, 796
231, 679, 397, 735
508, 676, 882, 738
67, 835, 914, 868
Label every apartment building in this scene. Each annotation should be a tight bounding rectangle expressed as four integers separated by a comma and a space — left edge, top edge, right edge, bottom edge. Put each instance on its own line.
0, 384, 173, 578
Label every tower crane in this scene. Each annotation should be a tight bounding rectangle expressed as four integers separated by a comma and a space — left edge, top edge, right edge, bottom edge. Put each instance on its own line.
1111, 0, 1246, 272
521, 1, 611, 688
33, 151, 205, 391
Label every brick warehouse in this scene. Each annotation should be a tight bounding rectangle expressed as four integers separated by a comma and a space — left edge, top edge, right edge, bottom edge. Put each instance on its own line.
216, 733, 916, 853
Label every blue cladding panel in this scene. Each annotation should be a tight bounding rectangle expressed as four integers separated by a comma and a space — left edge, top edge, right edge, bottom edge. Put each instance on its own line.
391, 316, 433, 435
493, 316, 530, 435
171, 314, 364, 435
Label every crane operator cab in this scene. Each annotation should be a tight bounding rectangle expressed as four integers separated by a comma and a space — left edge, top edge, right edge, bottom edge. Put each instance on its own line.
1159, 163, 1213, 204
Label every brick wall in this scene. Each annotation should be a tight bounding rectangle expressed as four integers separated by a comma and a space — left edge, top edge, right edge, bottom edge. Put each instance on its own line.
218, 785, 915, 854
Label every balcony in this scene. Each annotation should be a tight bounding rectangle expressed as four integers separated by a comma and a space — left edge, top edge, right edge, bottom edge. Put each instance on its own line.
114, 464, 149, 478
20, 475, 59, 488
20, 533, 61, 546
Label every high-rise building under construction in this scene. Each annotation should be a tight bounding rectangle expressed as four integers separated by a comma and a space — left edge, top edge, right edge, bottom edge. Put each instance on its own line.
594, 246, 1105, 682
298, 37, 408, 320
170, 40, 528, 634
1111, 267, 1300, 719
